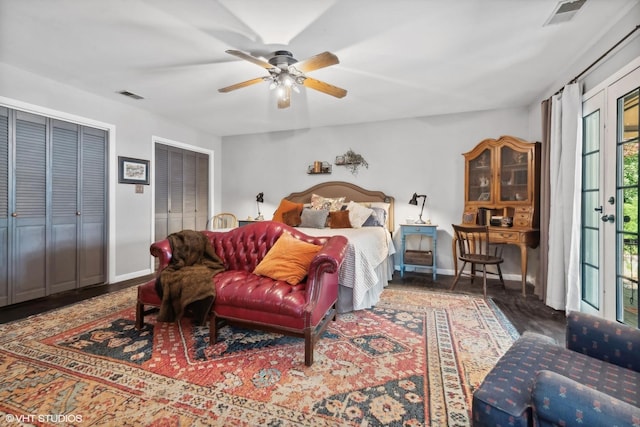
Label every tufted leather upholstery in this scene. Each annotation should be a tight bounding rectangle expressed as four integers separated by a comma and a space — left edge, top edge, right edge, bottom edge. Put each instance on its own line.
136, 221, 348, 366
472, 311, 640, 427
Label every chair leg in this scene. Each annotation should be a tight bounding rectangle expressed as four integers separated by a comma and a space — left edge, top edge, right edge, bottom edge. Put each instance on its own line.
304, 328, 314, 367
497, 264, 505, 288
482, 267, 488, 298
450, 261, 467, 290
135, 302, 144, 330
209, 312, 218, 345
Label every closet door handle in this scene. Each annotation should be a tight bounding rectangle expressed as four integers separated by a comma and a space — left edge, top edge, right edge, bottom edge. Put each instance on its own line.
11, 212, 17, 217
76, 212, 81, 216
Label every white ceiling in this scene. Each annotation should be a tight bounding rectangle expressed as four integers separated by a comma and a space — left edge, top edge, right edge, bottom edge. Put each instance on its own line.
1, 0, 637, 137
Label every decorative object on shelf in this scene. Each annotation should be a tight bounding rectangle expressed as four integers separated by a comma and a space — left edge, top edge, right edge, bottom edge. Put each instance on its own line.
256, 192, 264, 220
337, 149, 368, 175
409, 193, 428, 224
118, 156, 150, 185
307, 161, 331, 174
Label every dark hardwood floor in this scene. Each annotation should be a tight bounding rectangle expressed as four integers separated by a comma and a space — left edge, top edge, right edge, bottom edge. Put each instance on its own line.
388, 271, 567, 343
0, 272, 567, 343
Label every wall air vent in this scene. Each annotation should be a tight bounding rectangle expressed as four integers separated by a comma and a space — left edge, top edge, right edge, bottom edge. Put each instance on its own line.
117, 90, 144, 100
544, 0, 587, 26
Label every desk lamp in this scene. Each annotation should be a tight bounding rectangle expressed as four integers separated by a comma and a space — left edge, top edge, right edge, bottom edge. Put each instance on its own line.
256, 192, 264, 220
409, 193, 427, 224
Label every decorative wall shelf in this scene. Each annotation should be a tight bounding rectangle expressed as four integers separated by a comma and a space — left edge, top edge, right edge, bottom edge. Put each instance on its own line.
307, 161, 332, 174
335, 149, 368, 175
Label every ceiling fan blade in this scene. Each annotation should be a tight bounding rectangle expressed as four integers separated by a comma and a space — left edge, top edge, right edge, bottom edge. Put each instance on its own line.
302, 77, 347, 98
293, 51, 339, 73
225, 49, 279, 72
218, 77, 267, 93
277, 86, 291, 109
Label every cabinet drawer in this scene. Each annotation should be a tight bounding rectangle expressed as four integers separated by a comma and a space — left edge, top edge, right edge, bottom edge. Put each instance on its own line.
403, 226, 436, 235
514, 212, 531, 227
490, 231, 519, 242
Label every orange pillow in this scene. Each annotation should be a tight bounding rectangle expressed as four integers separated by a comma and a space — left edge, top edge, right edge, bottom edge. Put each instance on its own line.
272, 199, 303, 223
282, 208, 302, 227
329, 210, 352, 228
253, 232, 322, 285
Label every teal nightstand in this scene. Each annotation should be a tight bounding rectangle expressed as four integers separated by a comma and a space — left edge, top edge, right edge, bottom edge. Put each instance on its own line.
399, 224, 438, 280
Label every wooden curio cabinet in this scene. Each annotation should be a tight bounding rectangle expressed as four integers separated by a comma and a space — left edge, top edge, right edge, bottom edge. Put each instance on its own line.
457, 135, 541, 296
463, 135, 540, 228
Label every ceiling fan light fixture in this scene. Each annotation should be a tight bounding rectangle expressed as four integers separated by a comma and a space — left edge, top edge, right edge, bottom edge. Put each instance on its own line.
219, 49, 347, 108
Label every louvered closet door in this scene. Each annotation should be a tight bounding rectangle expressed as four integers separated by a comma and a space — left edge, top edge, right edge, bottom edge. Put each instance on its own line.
154, 143, 210, 240
50, 120, 79, 293
168, 148, 184, 234
155, 145, 169, 241
0, 108, 9, 306
79, 126, 107, 286
195, 153, 209, 231
13, 111, 47, 303
182, 150, 197, 230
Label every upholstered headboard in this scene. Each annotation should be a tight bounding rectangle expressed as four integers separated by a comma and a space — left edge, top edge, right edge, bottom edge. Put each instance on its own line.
285, 181, 395, 231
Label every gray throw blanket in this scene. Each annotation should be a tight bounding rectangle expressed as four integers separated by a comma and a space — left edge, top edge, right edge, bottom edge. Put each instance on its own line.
155, 230, 226, 323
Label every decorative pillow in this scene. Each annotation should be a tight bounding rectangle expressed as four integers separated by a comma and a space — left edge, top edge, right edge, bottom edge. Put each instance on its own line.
367, 202, 390, 216
282, 208, 302, 227
329, 210, 352, 229
300, 208, 329, 228
273, 199, 303, 223
363, 207, 387, 227
310, 194, 345, 211
253, 232, 322, 285
346, 201, 373, 228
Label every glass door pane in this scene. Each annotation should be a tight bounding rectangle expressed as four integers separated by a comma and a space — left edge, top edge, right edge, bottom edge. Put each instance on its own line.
499, 146, 528, 203
617, 87, 639, 328
582, 109, 601, 309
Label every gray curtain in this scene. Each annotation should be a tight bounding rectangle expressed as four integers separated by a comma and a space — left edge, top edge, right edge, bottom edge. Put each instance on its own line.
537, 99, 552, 301
546, 83, 583, 311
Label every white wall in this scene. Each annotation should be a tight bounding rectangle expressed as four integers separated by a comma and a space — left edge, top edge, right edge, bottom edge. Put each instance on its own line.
0, 63, 223, 283
221, 107, 532, 278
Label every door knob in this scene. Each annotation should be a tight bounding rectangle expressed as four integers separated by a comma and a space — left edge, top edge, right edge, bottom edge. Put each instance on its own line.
601, 214, 615, 223
11, 213, 17, 217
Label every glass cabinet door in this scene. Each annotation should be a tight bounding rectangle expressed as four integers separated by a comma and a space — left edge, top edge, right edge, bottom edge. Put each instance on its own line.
499, 146, 529, 203
467, 148, 492, 203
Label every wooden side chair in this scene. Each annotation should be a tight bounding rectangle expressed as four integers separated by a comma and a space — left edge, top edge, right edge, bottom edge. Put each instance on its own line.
451, 224, 505, 298
207, 213, 238, 230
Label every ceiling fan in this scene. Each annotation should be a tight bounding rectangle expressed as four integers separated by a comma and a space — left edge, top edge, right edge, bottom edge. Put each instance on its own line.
218, 50, 347, 109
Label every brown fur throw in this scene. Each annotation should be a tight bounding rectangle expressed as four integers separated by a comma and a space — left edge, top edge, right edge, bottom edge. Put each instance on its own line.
155, 230, 225, 323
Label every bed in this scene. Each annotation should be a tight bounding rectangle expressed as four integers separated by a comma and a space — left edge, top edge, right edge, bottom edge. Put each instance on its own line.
283, 181, 396, 313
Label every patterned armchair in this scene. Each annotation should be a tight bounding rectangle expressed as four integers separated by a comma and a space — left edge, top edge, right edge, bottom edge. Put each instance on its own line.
472, 311, 640, 427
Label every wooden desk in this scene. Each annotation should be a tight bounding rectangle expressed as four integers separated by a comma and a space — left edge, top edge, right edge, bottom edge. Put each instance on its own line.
452, 226, 539, 295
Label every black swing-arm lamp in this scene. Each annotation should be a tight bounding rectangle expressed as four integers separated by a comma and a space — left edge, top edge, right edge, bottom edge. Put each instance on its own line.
409, 193, 427, 224
256, 192, 264, 220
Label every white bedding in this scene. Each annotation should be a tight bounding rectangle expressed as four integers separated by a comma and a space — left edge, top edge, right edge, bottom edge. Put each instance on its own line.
297, 227, 396, 312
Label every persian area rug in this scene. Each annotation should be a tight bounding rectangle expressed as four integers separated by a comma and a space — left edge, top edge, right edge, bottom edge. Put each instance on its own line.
0, 286, 518, 426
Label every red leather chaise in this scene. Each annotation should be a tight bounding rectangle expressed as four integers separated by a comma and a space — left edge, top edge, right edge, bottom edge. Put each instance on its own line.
136, 221, 348, 366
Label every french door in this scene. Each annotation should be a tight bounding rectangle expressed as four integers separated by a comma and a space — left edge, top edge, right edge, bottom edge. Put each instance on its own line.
581, 65, 639, 328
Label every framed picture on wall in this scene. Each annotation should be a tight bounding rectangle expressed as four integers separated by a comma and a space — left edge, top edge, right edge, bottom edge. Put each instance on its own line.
118, 156, 150, 185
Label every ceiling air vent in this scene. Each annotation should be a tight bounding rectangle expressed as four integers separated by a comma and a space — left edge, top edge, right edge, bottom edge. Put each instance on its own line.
117, 90, 144, 100
544, 0, 587, 26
